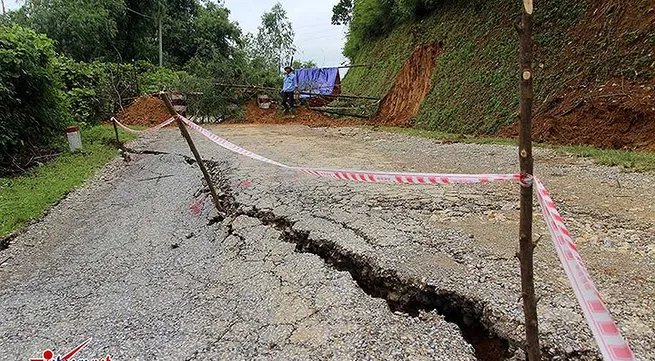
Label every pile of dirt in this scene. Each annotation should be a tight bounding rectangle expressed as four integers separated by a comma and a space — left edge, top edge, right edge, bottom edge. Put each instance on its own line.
116, 96, 172, 126
500, 81, 655, 151
370, 42, 442, 127
243, 101, 363, 127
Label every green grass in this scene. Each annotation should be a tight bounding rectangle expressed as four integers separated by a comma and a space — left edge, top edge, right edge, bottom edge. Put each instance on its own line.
0, 125, 138, 239
554, 145, 655, 172
371, 126, 655, 172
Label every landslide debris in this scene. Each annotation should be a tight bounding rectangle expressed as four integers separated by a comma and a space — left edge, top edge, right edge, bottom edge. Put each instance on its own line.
116, 96, 172, 127
370, 42, 442, 127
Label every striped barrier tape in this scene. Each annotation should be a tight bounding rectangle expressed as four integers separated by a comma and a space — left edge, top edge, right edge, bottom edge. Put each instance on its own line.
177, 115, 523, 185
534, 177, 634, 361
129, 113, 634, 359
111, 117, 175, 134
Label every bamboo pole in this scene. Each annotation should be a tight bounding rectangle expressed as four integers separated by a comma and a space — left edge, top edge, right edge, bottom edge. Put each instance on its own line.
212, 83, 380, 101
299, 92, 379, 101
161, 93, 222, 214
307, 107, 370, 118
516, 0, 541, 360
337, 64, 370, 69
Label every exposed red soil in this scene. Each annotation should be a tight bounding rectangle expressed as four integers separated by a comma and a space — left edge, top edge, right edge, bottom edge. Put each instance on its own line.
500, 82, 655, 151
370, 42, 442, 127
242, 101, 363, 127
500, 0, 655, 152
115, 96, 172, 126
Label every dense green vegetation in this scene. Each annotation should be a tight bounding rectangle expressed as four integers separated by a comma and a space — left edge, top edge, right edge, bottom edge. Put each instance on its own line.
333, 0, 448, 59
0, 25, 67, 159
339, 0, 654, 135
0, 1, 305, 237
6, 0, 242, 65
1, 1, 301, 170
0, 125, 137, 238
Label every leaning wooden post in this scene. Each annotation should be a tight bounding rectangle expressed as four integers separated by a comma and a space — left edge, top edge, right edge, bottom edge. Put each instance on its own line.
161, 93, 222, 213
516, 1, 541, 360
112, 117, 120, 145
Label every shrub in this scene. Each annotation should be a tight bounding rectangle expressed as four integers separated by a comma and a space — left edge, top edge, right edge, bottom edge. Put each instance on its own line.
138, 65, 188, 94
345, 0, 400, 59
0, 25, 67, 159
343, 0, 457, 59
56, 57, 113, 125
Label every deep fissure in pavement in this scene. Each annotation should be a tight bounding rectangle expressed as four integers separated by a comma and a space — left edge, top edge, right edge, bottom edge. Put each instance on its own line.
251, 210, 512, 361
202, 160, 514, 361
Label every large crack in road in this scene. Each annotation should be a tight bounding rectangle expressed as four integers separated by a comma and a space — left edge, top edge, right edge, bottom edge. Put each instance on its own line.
204, 159, 513, 361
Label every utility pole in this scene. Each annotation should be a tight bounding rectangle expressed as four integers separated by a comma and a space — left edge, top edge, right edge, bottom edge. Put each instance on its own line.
1, 0, 6, 16
516, 0, 541, 360
158, 1, 163, 67
124, 5, 161, 66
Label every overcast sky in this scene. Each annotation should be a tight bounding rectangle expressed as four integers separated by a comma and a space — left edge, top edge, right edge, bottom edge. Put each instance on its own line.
3, 0, 348, 67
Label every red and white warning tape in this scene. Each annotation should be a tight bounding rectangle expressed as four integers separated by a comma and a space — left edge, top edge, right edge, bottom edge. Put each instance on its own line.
534, 177, 634, 361
177, 115, 523, 185
126, 113, 635, 359
177, 115, 289, 168
111, 116, 175, 134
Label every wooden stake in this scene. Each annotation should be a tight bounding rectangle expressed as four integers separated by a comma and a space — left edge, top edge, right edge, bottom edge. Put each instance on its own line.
112, 117, 120, 145
161, 93, 222, 214
517, 0, 541, 360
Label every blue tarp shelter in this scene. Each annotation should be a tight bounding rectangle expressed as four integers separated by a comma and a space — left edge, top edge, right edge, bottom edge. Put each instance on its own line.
295, 68, 341, 99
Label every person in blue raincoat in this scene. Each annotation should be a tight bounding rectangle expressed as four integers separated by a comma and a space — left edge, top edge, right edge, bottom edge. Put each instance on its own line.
281, 66, 297, 117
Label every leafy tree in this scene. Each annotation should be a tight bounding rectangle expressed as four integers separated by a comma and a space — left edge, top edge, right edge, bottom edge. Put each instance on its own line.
193, 2, 242, 61
331, 0, 352, 26
292, 59, 317, 69
252, 2, 295, 74
115, 0, 160, 63
20, 0, 124, 62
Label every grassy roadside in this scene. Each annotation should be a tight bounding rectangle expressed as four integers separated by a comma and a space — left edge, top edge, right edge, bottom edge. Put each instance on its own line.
0, 125, 138, 239
371, 126, 655, 172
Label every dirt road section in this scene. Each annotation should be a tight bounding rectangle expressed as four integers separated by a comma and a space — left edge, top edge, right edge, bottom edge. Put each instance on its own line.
243, 101, 363, 127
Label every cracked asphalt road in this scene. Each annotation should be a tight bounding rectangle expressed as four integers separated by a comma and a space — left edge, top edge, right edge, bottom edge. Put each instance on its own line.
1, 124, 653, 360
0, 135, 474, 360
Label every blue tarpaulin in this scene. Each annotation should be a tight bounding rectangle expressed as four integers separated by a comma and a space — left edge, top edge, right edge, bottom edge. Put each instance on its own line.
295, 68, 339, 98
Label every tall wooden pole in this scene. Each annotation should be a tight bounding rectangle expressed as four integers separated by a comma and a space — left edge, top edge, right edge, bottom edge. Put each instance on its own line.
517, 1, 541, 360
161, 93, 222, 214
1, 0, 6, 16
158, 14, 163, 67
112, 118, 120, 145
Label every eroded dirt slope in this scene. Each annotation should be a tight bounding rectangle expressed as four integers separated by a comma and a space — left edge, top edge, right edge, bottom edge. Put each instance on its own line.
371, 42, 442, 127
